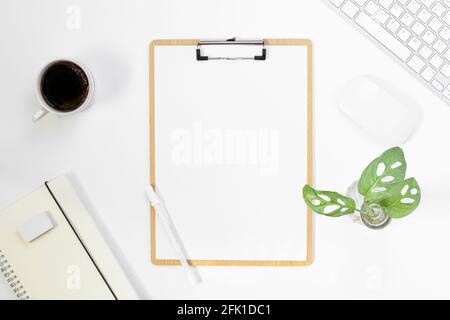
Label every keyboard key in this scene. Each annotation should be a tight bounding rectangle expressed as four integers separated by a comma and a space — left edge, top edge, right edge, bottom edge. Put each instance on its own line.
444, 49, 450, 61
342, 1, 360, 18
379, 0, 394, 9
387, 18, 401, 33
420, 0, 436, 8
365, 1, 379, 15
375, 9, 390, 23
412, 21, 426, 36
407, 55, 426, 72
429, 18, 443, 32
421, 66, 437, 81
432, 79, 444, 91
442, 88, 450, 99
355, 12, 412, 61
430, 54, 444, 68
439, 27, 450, 41
441, 64, 450, 78
418, 8, 432, 23
422, 30, 437, 45
407, 0, 421, 14
419, 45, 433, 59
433, 39, 447, 54
398, 27, 412, 42
443, 12, 450, 25
431, 2, 446, 17
408, 36, 423, 51
400, 12, 415, 27
386, 18, 400, 33
354, 0, 368, 5
390, 3, 404, 18
330, 0, 345, 6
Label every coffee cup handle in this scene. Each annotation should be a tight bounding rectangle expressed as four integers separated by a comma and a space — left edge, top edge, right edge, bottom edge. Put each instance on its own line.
32, 108, 48, 122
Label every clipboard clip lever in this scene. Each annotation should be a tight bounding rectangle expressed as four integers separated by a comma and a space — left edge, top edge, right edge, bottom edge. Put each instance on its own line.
196, 38, 266, 61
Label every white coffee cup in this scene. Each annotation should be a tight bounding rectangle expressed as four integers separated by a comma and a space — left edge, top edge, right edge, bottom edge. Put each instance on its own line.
33, 59, 95, 122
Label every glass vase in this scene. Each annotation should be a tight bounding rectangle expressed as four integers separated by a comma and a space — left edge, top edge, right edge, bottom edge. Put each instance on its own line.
346, 181, 391, 230
360, 202, 391, 229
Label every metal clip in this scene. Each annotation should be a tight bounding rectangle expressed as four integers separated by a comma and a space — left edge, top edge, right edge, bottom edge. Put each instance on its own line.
196, 37, 266, 61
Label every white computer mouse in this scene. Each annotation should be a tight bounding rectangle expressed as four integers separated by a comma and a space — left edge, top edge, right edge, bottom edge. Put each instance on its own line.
338, 76, 422, 146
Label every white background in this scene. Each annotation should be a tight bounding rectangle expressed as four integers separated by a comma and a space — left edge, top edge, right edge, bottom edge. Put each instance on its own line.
1, 0, 450, 299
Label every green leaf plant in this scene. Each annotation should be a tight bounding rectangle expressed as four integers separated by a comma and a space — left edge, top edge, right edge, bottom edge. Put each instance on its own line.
303, 147, 421, 222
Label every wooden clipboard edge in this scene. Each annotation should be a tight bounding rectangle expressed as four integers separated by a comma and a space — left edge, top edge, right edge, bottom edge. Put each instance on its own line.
149, 39, 313, 267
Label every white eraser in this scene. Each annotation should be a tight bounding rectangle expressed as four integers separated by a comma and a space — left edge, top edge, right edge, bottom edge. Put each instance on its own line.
18, 211, 55, 242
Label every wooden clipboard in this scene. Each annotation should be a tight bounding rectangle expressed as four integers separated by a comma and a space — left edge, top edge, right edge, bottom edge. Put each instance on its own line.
149, 39, 313, 266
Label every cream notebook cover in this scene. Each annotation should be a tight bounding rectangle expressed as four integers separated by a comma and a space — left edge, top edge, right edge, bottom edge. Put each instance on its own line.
0, 176, 138, 300
150, 39, 313, 266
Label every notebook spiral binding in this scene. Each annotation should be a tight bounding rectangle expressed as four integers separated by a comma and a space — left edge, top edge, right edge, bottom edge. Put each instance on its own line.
0, 250, 29, 300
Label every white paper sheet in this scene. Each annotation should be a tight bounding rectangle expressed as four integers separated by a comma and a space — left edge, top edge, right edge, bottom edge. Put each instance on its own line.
153, 43, 311, 263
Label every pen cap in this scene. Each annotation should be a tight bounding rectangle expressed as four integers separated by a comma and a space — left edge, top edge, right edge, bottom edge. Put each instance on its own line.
145, 186, 160, 206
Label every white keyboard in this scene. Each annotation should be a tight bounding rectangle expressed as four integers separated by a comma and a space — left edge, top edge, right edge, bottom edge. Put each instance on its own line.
325, 0, 450, 104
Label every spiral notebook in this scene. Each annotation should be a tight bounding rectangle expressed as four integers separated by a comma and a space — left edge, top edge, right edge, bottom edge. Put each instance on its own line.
149, 39, 313, 266
0, 175, 138, 300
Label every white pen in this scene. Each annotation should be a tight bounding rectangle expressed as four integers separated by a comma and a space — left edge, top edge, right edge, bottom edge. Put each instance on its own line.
145, 185, 201, 285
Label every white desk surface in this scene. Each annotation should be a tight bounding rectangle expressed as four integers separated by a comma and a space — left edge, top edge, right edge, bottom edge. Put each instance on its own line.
1, 0, 450, 300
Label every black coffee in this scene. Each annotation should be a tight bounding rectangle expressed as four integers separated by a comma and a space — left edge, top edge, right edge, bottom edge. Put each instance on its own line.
40, 61, 89, 112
